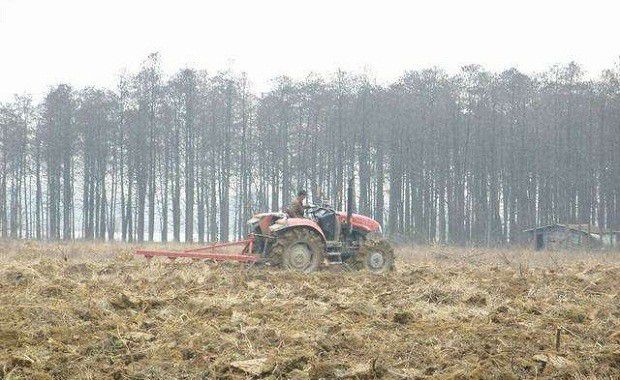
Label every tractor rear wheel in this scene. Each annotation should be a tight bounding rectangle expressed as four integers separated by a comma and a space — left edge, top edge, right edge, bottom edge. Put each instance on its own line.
358, 237, 395, 274
270, 228, 324, 272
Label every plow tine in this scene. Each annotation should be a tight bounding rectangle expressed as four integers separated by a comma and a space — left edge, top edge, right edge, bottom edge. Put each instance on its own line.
134, 237, 259, 264
183, 239, 253, 253
135, 249, 259, 262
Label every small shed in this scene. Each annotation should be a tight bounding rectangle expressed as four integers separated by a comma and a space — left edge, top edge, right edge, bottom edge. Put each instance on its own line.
523, 224, 614, 250
601, 231, 620, 247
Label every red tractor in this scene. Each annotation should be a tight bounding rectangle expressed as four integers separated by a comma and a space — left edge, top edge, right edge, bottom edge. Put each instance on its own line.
135, 180, 394, 273
247, 182, 394, 273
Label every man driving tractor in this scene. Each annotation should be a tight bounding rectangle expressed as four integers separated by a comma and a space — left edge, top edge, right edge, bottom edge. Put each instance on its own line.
285, 189, 307, 218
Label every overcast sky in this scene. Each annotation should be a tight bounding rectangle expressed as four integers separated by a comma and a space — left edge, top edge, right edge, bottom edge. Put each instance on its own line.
1, 0, 619, 100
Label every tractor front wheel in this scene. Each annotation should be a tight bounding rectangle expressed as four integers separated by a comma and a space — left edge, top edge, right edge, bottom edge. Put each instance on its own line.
358, 237, 395, 274
270, 228, 324, 273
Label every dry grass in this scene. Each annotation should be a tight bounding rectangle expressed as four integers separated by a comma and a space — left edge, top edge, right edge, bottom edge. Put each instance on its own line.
0, 241, 619, 379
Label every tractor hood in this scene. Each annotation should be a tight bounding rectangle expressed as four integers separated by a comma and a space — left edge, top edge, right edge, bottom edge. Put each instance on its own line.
336, 212, 382, 234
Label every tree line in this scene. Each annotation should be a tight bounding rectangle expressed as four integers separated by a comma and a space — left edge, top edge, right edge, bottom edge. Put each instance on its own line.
0, 54, 618, 245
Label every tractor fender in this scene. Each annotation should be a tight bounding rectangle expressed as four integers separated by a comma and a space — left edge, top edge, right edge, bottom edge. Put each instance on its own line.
269, 218, 327, 242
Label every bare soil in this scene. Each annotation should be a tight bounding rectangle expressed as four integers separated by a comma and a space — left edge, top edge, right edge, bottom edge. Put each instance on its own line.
0, 241, 619, 379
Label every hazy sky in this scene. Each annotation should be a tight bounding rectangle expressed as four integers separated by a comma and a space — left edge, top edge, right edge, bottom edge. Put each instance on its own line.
1, 0, 619, 100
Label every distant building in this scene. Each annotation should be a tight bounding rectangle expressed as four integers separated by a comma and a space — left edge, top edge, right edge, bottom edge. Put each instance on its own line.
523, 224, 619, 250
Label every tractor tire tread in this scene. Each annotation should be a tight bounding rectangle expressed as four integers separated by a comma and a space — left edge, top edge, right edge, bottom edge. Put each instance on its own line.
357, 236, 395, 273
269, 228, 324, 272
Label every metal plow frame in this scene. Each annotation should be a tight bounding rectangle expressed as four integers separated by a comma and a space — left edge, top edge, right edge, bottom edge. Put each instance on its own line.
135, 236, 259, 263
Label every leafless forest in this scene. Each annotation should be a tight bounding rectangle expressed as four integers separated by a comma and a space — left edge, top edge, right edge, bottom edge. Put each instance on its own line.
0, 54, 618, 244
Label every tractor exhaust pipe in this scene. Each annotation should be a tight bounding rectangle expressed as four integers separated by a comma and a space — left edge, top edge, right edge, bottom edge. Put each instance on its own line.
346, 177, 354, 236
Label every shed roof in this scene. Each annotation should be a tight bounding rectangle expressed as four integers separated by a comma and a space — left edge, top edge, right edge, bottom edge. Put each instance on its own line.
523, 223, 609, 235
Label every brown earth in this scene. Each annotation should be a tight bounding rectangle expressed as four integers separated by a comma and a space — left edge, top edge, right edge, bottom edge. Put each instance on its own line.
0, 241, 619, 379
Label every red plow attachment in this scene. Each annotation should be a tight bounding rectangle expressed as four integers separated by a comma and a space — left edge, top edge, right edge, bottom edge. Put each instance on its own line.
135, 236, 259, 263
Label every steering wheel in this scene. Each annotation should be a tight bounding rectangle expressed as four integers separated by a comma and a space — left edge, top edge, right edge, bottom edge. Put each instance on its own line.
304, 204, 334, 219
